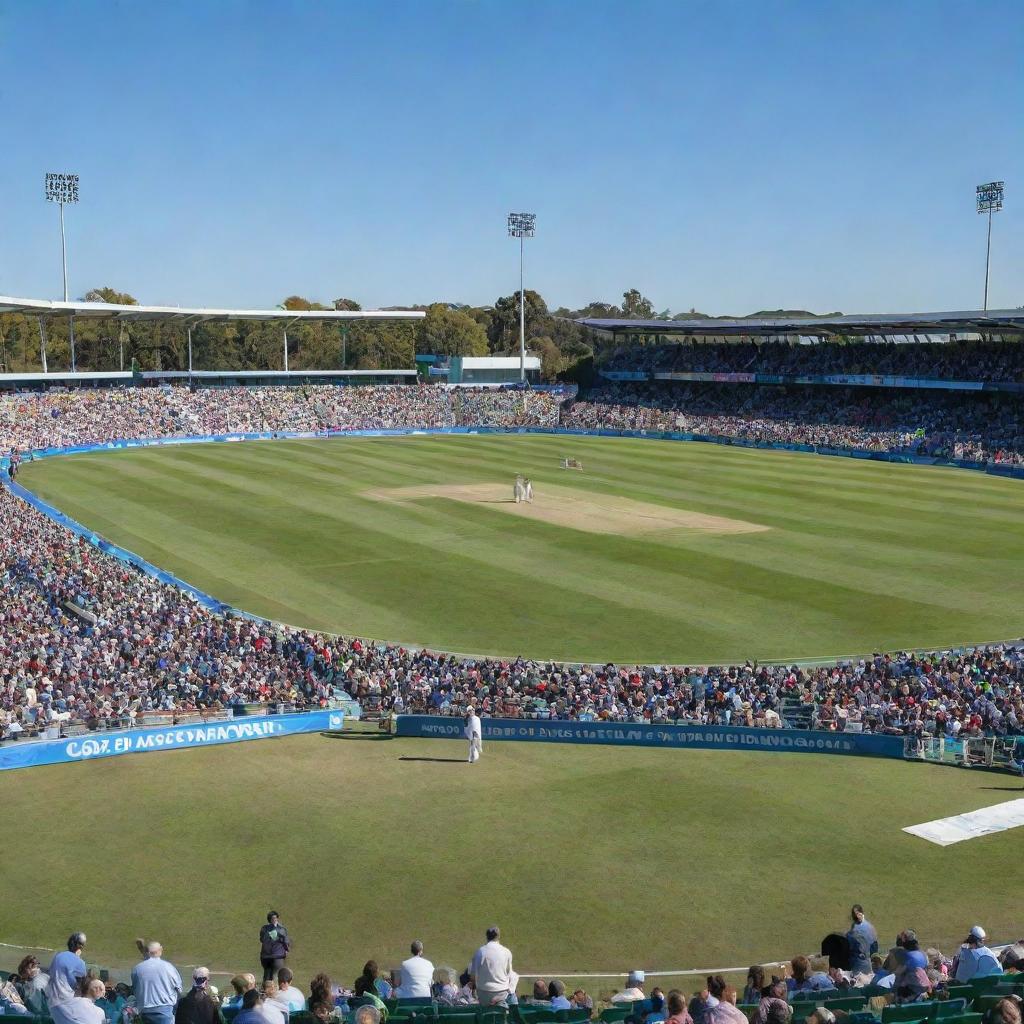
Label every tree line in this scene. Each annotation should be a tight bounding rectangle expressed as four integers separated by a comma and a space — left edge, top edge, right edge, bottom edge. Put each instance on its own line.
0, 285, 836, 381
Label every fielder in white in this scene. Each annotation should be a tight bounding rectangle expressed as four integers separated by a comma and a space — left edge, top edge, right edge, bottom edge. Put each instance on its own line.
513, 475, 525, 503
465, 708, 483, 763
524, 478, 534, 503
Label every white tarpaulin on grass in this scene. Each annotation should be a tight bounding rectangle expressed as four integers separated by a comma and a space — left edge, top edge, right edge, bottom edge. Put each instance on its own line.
904, 798, 1024, 846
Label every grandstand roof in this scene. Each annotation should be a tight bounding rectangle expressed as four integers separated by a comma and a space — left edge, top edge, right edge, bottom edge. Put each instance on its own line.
0, 295, 424, 324
577, 309, 1024, 338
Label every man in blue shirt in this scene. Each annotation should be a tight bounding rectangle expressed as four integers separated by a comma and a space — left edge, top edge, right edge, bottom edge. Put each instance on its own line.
47, 933, 88, 1008
131, 942, 182, 1024
954, 927, 1002, 982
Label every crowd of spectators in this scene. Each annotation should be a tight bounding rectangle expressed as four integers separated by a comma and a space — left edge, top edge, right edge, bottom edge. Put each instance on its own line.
603, 339, 1024, 384
2, 382, 1023, 743
563, 384, 1024, 465
0, 386, 562, 456
3, 914, 1023, 1023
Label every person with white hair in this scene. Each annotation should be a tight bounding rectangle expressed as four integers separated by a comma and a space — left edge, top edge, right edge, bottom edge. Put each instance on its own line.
465, 707, 483, 764
174, 969, 220, 1024
50, 978, 106, 1024
131, 942, 182, 1024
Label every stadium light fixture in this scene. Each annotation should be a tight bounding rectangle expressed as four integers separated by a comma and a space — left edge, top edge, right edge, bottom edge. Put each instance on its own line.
976, 181, 1004, 312
45, 172, 80, 371
507, 212, 536, 382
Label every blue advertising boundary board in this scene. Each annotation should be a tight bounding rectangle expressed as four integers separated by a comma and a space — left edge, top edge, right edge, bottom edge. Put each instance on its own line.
0, 710, 343, 773
395, 714, 906, 759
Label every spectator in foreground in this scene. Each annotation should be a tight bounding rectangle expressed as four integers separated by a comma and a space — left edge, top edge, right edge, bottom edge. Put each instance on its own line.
665, 990, 694, 1024
175, 969, 221, 1024
987, 998, 1023, 1024
689, 976, 725, 1024
234, 990, 264, 1024
572, 991, 593, 1013
15, 955, 50, 1015
752, 982, 790, 1024
549, 981, 571, 1011
275, 969, 305, 1013
870, 954, 895, 990
742, 968, 766, 1005
50, 978, 106, 1024
224, 976, 256, 1011
354, 1007, 381, 1024
132, 942, 183, 1024
847, 905, 879, 978
954, 927, 1002, 982
259, 913, 291, 984
353, 962, 388, 1006
705, 987, 748, 1024
470, 926, 517, 1007
611, 971, 646, 1004
525, 981, 550, 1006
786, 957, 834, 995
258, 982, 286, 1024
47, 933, 88, 1008
431, 968, 460, 1006
309, 1004, 334, 1024
398, 940, 435, 999
97, 981, 127, 1024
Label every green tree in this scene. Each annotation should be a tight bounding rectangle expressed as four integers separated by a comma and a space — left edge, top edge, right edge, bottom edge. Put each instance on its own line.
419, 303, 489, 356
333, 297, 362, 311
83, 287, 139, 305
622, 288, 655, 319
489, 290, 549, 352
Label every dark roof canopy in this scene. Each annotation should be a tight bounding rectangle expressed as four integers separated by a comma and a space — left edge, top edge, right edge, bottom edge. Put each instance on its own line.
577, 309, 1024, 338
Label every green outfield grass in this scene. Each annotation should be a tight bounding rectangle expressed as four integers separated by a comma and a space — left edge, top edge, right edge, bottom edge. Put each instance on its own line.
0, 733, 1021, 989
18, 434, 1024, 663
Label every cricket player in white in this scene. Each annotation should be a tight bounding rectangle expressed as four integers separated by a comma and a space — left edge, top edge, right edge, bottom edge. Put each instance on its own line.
465, 708, 483, 763
524, 478, 534, 503
513, 475, 524, 503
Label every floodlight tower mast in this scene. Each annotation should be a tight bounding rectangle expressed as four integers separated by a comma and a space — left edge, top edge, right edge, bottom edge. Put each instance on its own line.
976, 181, 1004, 312
507, 212, 536, 382
45, 172, 80, 371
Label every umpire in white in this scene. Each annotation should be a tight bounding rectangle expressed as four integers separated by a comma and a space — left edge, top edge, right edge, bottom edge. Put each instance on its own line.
465, 707, 483, 763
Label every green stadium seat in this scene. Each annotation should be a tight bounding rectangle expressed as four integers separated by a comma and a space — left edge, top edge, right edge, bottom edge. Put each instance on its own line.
817, 996, 867, 1015
933, 999, 968, 1018
599, 1010, 632, 1024
880, 1004, 936, 1024
967, 976, 1006, 994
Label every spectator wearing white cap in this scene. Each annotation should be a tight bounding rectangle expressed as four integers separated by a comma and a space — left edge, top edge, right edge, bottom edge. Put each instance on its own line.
174, 969, 220, 1024
611, 971, 646, 1004
46, 934, 88, 1008
954, 927, 1002, 982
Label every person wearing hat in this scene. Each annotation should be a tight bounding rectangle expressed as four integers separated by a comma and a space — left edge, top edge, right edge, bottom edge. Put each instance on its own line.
174, 969, 221, 1024
610, 971, 645, 1004
46, 933, 88, 1009
954, 927, 1002, 982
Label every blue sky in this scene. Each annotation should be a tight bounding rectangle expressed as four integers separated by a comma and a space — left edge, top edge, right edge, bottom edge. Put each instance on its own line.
1, 0, 1021, 314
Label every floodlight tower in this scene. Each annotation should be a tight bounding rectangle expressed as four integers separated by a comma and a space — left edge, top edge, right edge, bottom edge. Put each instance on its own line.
976, 181, 1004, 312
45, 172, 80, 370
507, 212, 536, 382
